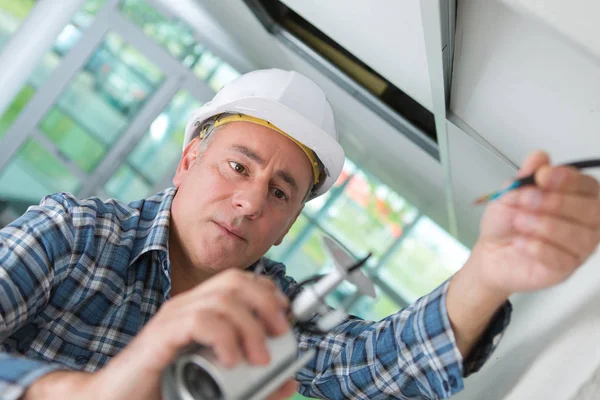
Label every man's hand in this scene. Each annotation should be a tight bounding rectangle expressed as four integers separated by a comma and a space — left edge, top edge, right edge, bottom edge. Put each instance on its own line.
24, 269, 298, 400
447, 151, 600, 357
471, 151, 600, 295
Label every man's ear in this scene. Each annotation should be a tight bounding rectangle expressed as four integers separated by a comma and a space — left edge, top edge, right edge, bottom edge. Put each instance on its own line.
173, 137, 201, 187
274, 207, 304, 246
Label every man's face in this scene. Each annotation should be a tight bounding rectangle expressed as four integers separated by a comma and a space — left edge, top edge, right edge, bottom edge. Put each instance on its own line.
170, 121, 313, 273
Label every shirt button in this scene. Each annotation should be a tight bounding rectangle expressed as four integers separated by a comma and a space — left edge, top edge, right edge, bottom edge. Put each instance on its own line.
449, 374, 457, 388
75, 355, 89, 365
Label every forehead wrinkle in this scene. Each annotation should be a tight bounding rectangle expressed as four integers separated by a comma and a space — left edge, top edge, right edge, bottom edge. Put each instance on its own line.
231, 144, 264, 165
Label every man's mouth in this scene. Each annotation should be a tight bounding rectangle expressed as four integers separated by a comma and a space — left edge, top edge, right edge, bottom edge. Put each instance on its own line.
213, 221, 246, 241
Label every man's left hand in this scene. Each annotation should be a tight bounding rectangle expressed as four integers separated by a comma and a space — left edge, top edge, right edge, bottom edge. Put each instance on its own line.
468, 151, 600, 297
447, 151, 600, 358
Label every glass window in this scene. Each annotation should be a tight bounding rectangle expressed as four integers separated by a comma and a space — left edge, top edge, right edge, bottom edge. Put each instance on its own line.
319, 169, 419, 260
0, 0, 104, 139
0, 139, 80, 202
347, 287, 403, 321
266, 213, 311, 262
128, 90, 202, 184
302, 158, 357, 217
0, 0, 36, 52
0, 84, 35, 139
119, 0, 197, 62
118, 0, 241, 91
39, 108, 106, 173
192, 50, 221, 82
207, 63, 240, 92
104, 164, 152, 203
379, 216, 470, 303
50, 32, 164, 147
283, 224, 332, 281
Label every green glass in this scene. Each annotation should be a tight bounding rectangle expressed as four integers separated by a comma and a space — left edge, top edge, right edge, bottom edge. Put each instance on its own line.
53, 32, 164, 146
266, 214, 310, 262
128, 91, 202, 184
104, 164, 152, 203
348, 288, 402, 321
0, 139, 80, 202
380, 217, 470, 303
193, 50, 221, 82
207, 63, 240, 92
39, 107, 106, 173
0, 84, 35, 139
320, 170, 419, 258
119, 0, 198, 61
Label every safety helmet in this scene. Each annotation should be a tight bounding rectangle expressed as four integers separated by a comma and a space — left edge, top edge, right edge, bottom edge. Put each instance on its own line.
183, 68, 345, 198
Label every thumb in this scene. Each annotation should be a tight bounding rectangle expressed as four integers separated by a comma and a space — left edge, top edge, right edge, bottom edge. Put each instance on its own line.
517, 150, 551, 178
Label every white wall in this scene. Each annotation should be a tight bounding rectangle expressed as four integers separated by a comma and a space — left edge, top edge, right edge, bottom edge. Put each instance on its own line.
450, 0, 600, 398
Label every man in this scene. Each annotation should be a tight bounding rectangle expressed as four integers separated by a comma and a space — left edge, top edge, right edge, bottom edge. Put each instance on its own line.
0, 68, 598, 400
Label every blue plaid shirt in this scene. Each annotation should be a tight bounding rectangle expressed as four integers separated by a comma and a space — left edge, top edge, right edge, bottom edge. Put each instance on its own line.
0, 189, 511, 399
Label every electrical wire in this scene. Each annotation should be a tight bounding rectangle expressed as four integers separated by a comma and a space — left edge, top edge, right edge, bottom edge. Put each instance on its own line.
474, 158, 600, 205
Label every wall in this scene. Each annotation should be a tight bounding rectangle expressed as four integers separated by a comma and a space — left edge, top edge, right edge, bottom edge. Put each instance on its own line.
450, 0, 600, 398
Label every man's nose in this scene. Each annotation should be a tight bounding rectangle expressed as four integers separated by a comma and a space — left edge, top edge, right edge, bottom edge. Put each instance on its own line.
232, 183, 267, 219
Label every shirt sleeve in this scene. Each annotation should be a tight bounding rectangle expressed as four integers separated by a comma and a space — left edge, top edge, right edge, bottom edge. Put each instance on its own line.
285, 276, 511, 399
0, 194, 75, 399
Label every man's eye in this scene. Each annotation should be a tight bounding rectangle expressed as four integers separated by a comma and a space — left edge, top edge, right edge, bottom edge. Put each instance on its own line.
229, 161, 246, 174
272, 188, 288, 200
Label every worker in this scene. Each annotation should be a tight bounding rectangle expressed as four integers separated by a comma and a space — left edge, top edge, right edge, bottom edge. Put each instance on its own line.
1, 69, 599, 400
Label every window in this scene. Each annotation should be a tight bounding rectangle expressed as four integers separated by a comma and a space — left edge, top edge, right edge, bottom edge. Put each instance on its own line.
0, 0, 105, 139
379, 217, 470, 303
0, 139, 80, 202
104, 90, 202, 201
119, 0, 241, 91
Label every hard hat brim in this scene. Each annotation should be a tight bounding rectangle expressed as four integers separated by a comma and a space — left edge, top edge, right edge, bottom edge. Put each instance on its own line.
183, 97, 345, 197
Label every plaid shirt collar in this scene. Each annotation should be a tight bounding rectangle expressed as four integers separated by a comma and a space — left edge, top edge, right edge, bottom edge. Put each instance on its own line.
127, 187, 175, 267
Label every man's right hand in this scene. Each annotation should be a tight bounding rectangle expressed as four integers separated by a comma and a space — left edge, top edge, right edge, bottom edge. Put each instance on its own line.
24, 269, 297, 400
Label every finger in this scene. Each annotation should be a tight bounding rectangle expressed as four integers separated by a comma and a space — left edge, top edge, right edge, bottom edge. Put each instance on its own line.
216, 271, 291, 336
514, 237, 580, 281
508, 187, 600, 229
198, 295, 271, 365
517, 151, 551, 178
536, 166, 600, 197
189, 312, 244, 368
513, 211, 600, 259
265, 379, 299, 400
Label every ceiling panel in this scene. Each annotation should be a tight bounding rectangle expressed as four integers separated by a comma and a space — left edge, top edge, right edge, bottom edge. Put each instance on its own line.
451, 0, 600, 181
280, 0, 434, 111
501, 0, 600, 62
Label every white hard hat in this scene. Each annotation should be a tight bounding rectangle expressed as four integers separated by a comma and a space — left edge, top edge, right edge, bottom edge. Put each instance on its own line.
183, 68, 345, 197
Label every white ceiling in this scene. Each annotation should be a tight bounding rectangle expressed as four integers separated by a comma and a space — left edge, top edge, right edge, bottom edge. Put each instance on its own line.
451, 0, 600, 181
501, 0, 600, 63
279, 0, 434, 111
